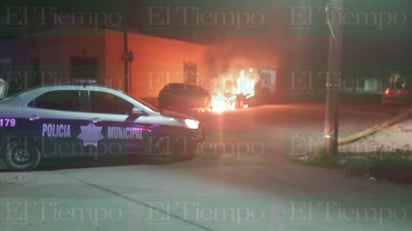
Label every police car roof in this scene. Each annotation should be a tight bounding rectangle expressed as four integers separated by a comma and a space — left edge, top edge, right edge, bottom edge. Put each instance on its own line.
9, 84, 123, 100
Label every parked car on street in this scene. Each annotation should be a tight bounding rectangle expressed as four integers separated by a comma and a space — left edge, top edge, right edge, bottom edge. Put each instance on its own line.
0, 80, 203, 171
382, 79, 412, 107
158, 83, 211, 113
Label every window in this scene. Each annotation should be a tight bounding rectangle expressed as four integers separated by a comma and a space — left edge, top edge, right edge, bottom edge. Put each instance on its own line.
89, 91, 133, 115
29, 90, 81, 111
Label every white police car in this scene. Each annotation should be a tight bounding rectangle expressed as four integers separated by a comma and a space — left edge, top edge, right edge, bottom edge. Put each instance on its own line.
0, 80, 203, 171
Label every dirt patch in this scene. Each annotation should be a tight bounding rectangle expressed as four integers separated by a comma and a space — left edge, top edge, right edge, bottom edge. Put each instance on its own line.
291, 152, 412, 185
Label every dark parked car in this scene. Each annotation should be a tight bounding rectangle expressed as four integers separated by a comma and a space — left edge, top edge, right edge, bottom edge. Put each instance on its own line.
382, 80, 412, 107
0, 80, 203, 171
158, 83, 211, 112
246, 80, 271, 107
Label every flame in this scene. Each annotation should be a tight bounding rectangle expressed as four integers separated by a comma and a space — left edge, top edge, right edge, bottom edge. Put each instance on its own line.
210, 68, 257, 113
211, 92, 233, 113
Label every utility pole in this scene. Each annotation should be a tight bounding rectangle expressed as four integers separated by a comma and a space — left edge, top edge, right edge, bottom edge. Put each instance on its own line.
123, 29, 129, 93
324, 0, 343, 154
122, 29, 134, 93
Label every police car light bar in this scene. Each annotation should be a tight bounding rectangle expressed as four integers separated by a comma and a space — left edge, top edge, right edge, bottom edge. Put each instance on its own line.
72, 79, 97, 86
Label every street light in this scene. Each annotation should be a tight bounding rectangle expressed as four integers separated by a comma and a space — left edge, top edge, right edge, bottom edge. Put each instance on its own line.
324, 0, 343, 154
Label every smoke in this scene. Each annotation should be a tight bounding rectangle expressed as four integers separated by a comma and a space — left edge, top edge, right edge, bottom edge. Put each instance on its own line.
202, 36, 278, 78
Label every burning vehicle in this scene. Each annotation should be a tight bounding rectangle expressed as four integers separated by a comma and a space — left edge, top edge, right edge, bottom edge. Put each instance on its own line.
158, 83, 212, 113
210, 68, 275, 113
156, 67, 276, 114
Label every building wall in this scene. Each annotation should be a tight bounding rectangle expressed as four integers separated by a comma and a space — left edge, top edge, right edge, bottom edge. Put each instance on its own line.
33, 29, 209, 100
104, 30, 126, 91
7, 29, 280, 101
127, 33, 208, 98
35, 29, 107, 86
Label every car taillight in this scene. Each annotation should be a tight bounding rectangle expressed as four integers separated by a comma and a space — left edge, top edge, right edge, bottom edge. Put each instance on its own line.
384, 88, 390, 95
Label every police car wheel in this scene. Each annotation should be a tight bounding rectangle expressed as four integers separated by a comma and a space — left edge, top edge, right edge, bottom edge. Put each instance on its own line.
4, 141, 41, 171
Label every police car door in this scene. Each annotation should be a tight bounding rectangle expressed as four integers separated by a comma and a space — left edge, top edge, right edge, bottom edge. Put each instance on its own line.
24, 89, 89, 157
85, 90, 144, 156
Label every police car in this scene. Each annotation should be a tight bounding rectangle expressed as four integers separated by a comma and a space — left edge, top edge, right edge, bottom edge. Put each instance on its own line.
0, 80, 203, 171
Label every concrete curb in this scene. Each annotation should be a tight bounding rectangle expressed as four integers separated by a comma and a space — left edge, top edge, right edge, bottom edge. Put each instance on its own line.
338, 109, 412, 145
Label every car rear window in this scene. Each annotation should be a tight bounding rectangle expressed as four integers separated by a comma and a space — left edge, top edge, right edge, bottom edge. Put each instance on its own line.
163, 83, 209, 93
163, 83, 184, 91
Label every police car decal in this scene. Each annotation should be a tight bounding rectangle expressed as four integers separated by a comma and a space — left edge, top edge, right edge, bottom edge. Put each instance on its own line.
0, 118, 16, 127
107, 126, 144, 140
0, 81, 203, 171
77, 123, 104, 147
42, 123, 71, 138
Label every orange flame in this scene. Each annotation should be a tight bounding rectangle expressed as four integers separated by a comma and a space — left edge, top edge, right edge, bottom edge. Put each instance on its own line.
211, 68, 258, 113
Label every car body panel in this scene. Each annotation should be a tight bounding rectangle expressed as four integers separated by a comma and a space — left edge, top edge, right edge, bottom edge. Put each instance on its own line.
158, 83, 211, 112
0, 84, 203, 170
382, 85, 412, 106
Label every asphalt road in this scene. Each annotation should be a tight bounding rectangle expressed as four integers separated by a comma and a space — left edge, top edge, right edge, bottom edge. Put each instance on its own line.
1, 102, 412, 231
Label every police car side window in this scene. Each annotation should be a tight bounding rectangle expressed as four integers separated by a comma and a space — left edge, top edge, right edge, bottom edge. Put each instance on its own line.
89, 91, 133, 115
29, 91, 81, 111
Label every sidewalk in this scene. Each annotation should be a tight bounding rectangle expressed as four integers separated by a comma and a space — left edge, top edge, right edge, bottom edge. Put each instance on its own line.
339, 116, 412, 154
292, 108, 412, 184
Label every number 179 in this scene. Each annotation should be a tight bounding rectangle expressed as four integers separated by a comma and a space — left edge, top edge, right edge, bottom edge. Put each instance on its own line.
0, 118, 16, 127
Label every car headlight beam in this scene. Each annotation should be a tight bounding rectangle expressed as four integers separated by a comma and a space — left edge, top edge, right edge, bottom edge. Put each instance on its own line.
184, 119, 199, 129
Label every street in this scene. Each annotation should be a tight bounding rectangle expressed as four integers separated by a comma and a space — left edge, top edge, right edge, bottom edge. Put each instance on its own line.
1, 102, 412, 231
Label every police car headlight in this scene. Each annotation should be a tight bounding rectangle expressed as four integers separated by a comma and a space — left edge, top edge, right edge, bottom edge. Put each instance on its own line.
184, 119, 199, 129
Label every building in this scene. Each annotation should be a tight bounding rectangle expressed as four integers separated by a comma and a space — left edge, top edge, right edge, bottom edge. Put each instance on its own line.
1, 0, 412, 103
